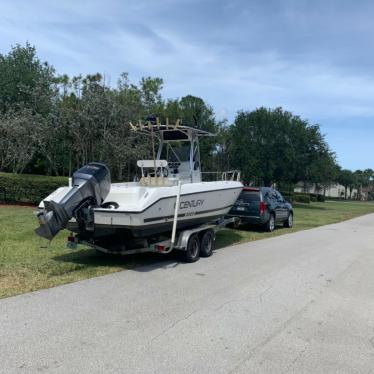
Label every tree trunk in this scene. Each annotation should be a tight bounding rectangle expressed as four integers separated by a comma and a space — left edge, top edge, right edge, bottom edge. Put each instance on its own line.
263, 179, 272, 187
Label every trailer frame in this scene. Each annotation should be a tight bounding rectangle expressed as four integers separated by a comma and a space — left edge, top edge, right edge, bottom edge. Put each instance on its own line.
67, 217, 236, 261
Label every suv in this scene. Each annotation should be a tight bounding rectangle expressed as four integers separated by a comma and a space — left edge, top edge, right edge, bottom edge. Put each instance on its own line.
228, 187, 293, 232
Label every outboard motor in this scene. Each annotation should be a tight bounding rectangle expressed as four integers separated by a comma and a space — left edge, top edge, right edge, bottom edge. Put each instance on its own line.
35, 163, 111, 240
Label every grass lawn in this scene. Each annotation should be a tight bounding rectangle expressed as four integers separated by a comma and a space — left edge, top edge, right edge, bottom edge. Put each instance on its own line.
1, 200, 374, 299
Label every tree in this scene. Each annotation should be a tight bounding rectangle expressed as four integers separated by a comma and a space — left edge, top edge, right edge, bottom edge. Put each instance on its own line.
337, 169, 356, 199
0, 43, 355, 189
353, 169, 374, 200
0, 109, 43, 173
305, 129, 339, 195
0, 43, 56, 115
229, 107, 336, 186
158, 95, 219, 172
139, 76, 164, 116
213, 120, 232, 172
20, 72, 165, 179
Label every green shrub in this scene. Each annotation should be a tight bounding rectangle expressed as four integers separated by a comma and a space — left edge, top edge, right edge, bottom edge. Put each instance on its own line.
293, 194, 311, 203
278, 183, 295, 195
0, 172, 68, 205
311, 196, 317, 202
281, 194, 293, 203
294, 191, 308, 196
309, 193, 325, 202
280, 190, 294, 196
279, 190, 294, 203
325, 196, 345, 201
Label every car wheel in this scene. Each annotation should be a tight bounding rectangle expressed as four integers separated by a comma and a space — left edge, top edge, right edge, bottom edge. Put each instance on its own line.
265, 213, 275, 232
199, 230, 214, 258
183, 234, 200, 263
284, 212, 293, 228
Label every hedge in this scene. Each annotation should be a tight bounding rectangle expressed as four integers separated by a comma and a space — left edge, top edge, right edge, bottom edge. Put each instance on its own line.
280, 190, 328, 204
310, 193, 325, 202
279, 191, 312, 204
279, 192, 294, 203
325, 196, 345, 201
293, 194, 311, 203
0, 172, 68, 205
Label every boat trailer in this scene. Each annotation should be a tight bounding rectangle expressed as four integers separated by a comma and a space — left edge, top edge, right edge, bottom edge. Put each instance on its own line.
66, 177, 238, 262
67, 217, 236, 262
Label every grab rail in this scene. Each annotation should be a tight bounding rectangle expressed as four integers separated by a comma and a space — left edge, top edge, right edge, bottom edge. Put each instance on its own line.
200, 170, 241, 182
170, 181, 182, 251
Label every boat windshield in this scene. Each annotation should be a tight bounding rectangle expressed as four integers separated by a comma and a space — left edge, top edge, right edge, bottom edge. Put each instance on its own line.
164, 144, 189, 163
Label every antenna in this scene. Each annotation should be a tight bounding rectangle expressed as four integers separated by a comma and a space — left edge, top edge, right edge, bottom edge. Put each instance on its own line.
192, 115, 198, 127
149, 120, 157, 178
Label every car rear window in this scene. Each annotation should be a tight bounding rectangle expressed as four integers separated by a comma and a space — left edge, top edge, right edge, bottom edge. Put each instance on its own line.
239, 191, 260, 202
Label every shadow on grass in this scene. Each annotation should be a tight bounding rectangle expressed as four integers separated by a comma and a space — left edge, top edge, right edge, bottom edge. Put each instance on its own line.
215, 229, 247, 249
54, 229, 245, 272
293, 203, 327, 210
54, 247, 187, 273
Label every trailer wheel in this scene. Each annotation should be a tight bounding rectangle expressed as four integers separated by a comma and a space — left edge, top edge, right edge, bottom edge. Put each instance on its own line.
200, 230, 214, 258
183, 234, 200, 263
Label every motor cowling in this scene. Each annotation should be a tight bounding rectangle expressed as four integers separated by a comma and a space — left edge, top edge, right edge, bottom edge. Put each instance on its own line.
35, 162, 111, 240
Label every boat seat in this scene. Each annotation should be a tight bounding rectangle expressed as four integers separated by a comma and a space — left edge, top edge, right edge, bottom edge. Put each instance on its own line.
139, 176, 174, 187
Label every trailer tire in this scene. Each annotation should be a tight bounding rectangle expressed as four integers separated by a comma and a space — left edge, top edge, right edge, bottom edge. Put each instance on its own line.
199, 230, 214, 257
183, 234, 200, 263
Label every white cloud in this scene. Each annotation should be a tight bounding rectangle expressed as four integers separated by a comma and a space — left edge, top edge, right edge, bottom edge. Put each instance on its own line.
1, 1, 374, 134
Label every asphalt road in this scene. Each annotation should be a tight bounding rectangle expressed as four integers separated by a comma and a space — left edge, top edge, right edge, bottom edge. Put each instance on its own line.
1, 214, 374, 374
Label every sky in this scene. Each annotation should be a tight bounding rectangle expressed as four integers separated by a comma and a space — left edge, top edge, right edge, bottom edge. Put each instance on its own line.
1, 0, 373, 170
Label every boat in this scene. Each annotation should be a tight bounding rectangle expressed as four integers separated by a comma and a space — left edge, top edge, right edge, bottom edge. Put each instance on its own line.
35, 120, 243, 252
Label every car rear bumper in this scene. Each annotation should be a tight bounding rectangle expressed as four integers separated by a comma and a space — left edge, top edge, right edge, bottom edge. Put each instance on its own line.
227, 214, 267, 225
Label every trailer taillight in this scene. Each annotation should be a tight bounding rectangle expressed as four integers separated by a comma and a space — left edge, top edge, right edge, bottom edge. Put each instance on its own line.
155, 244, 166, 252
66, 233, 78, 249
259, 201, 266, 215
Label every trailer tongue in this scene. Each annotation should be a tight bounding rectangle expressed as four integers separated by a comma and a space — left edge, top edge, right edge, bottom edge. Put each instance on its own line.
35, 163, 110, 240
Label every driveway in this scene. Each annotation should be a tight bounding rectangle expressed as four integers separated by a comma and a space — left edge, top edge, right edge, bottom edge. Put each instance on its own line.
1, 214, 374, 374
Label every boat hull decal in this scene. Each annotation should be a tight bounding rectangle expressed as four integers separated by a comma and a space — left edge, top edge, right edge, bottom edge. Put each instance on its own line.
143, 204, 233, 223
94, 187, 242, 214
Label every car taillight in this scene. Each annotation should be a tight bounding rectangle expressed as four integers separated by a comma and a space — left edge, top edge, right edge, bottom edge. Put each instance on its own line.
259, 201, 266, 214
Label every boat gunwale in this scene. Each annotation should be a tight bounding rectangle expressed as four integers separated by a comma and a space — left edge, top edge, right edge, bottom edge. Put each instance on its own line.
94, 186, 243, 214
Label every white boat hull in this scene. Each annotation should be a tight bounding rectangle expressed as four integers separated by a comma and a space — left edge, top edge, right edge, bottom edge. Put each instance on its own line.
67, 181, 242, 238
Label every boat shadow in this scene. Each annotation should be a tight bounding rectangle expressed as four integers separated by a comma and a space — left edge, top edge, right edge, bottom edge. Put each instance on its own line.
53, 231, 244, 272
53, 249, 181, 272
